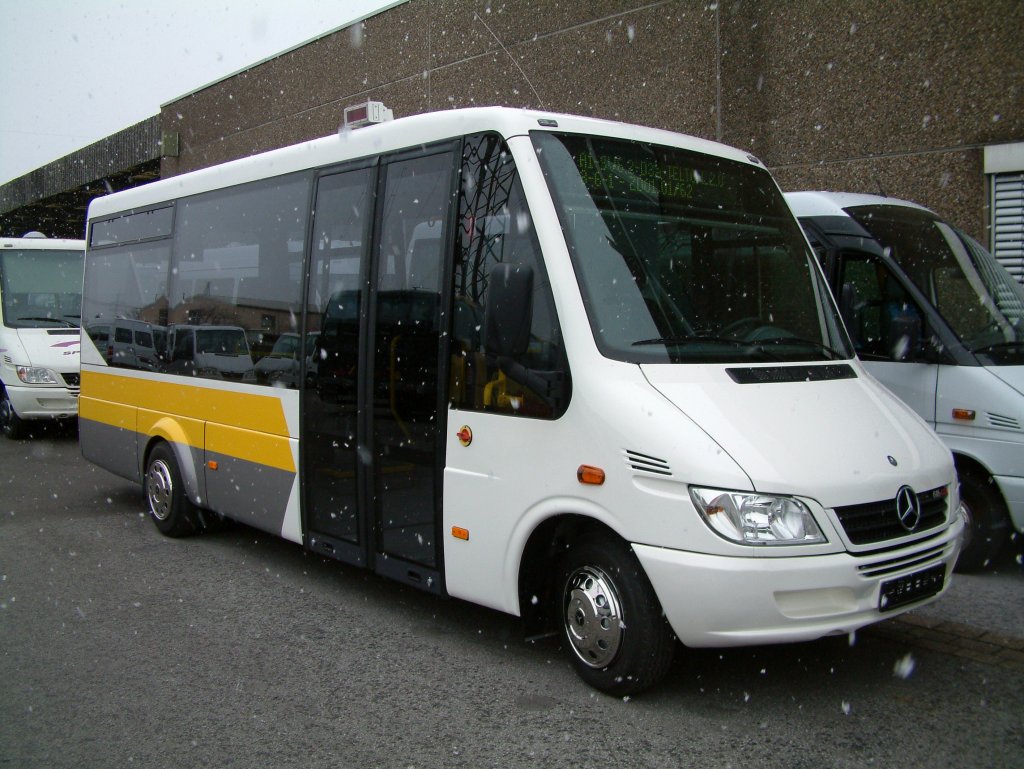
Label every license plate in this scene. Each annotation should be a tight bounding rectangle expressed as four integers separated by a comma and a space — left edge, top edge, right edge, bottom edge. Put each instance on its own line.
879, 564, 946, 612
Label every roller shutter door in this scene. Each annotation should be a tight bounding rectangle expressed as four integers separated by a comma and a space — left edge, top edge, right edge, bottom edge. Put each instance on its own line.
992, 171, 1024, 283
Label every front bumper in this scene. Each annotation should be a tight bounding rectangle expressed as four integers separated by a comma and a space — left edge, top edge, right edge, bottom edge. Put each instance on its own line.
5, 383, 79, 420
634, 514, 964, 647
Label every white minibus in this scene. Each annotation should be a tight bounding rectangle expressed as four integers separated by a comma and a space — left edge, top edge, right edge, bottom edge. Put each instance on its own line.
80, 107, 963, 694
787, 191, 1023, 572
0, 234, 85, 438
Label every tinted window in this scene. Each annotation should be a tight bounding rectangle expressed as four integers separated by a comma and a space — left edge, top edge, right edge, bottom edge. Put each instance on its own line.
533, 132, 850, 363
451, 134, 570, 418
838, 253, 924, 360
166, 174, 310, 383
90, 206, 174, 247
82, 240, 171, 353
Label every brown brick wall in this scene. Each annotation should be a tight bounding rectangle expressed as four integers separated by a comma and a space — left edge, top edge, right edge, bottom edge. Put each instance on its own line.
161, 0, 1024, 243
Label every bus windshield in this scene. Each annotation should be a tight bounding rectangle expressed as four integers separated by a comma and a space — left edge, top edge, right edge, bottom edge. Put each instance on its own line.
532, 132, 850, 364
0, 248, 83, 329
847, 205, 1024, 366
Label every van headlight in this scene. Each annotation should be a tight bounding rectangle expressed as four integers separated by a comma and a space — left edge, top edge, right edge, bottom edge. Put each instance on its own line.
16, 366, 60, 385
689, 487, 826, 545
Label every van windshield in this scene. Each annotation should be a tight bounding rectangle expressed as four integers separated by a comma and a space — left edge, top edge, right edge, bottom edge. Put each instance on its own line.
847, 205, 1024, 365
196, 328, 249, 355
0, 248, 83, 329
532, 133, 850, 363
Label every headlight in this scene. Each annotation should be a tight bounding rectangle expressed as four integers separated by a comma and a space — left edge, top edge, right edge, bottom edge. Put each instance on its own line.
689, 487, 826, 545
16, 366, 60, 385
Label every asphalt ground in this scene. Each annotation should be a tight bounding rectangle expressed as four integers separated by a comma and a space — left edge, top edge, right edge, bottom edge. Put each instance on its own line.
1, 423, 1022, 768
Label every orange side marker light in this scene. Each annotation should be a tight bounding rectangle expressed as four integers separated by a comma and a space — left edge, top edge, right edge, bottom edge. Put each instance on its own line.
577, 465, 606, 485
952, 409, 976, 421
451, 526, 470, 541
207, 460, 219, 471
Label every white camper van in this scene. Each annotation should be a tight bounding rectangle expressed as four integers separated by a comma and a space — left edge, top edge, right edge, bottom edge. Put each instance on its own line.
0, 235, 85, 438
787, 191, 1023, 571
80, 107, 963, 694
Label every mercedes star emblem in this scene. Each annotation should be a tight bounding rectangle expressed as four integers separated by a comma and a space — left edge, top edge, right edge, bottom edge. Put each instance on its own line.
895, 486, 921, 532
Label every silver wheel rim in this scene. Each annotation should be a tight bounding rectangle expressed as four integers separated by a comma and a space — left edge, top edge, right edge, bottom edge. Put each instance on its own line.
959, 500, 974, 551
563, 565, 624, 669
146, 459, 173, 521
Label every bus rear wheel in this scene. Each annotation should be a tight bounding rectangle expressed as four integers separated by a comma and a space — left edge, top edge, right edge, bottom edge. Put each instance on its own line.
556, 534, 675, 696
145, 443, 199, 537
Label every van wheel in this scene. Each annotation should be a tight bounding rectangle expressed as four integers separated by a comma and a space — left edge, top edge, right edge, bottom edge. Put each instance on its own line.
0, 387, 28, 440
145, 443, 199, 537
955, 470, 1009, 573
556, 535, 675, 696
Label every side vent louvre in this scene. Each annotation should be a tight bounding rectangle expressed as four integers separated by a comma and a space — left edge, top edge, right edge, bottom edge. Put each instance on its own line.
624, 450, 672, 477
987, 412, 1021, 431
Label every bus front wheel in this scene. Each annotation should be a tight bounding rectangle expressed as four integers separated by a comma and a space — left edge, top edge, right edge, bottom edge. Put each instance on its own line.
145, 443, 199, 537
556, 534, 675, 696
955, 469, 1009, 573
0, 387, 28, 440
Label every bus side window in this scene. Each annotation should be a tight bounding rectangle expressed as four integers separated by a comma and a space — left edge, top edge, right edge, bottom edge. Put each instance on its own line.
839, 254, 923, 361
169, 174, 309, 384
452, 133, 571, 419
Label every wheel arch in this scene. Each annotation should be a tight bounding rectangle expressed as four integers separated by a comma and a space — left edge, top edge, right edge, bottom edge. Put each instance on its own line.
953, 451, 994, 484
142, 421, 204, 509
953, 450, 1012, 572
516, 510, 630, 640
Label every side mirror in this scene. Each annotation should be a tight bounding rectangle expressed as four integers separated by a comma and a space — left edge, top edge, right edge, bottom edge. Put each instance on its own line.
484, 264, 533, 358
888, 313, 922, 362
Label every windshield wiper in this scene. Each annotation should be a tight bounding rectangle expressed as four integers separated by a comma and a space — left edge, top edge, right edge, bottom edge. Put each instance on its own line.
15, 316, 77, 328
633, 336, 750, 348
971, 341, 1024, 355
754, 336, 847, 360
632, 336, 784, 361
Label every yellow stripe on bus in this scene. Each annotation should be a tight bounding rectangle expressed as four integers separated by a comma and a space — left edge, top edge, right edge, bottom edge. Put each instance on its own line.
207, 421, 295, 473
79, 395, 136, 432
81, 369, 295, 473
81, 369, 290, 436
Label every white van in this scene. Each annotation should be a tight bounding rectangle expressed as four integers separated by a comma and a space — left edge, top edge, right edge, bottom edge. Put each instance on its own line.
79, 108, 964, 694
85, 318, 168, 371
786, 191, 1023, 571
0, 235, 85, 438
165, 324, 255, 382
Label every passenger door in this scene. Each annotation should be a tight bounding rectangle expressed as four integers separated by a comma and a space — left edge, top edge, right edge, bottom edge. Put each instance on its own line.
303, 165, 375, 567
302, 146, 457, 592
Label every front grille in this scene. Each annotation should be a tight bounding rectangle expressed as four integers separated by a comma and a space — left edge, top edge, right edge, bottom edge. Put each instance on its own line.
62, 373, 80, 387
987, 412, 1021, 431
834, 487, 948, 545
857, 542, 949, 578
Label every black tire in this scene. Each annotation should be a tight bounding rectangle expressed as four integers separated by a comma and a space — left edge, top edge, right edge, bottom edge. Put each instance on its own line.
955, 469, 1010, 573
0, 386, 28, 440
144, 443, 200, 537
556, 534, 675, 696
